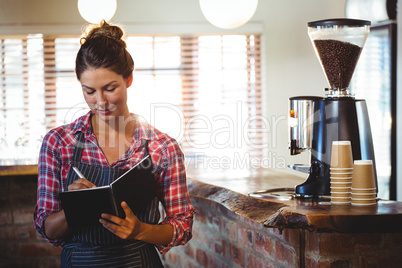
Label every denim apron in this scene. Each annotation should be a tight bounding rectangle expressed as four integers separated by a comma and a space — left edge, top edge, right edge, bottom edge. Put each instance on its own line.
60, 132, 163, 268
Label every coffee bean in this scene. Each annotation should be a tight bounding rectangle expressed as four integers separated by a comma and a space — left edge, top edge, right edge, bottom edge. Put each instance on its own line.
314, 39, 362, 90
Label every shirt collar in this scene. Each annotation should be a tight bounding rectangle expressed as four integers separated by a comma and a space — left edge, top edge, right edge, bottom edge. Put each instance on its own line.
71, 112, 157, 144
71, 111, 92, 136
133, 114, 156, 142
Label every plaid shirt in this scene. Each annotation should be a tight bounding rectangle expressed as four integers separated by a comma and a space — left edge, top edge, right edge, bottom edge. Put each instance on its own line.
33, 112, 195, 254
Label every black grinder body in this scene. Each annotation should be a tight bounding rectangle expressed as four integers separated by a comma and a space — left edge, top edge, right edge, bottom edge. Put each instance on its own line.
294, 97, 377, 196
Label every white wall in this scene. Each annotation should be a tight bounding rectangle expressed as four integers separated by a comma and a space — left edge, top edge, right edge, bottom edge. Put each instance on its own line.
0, 0, 347, 169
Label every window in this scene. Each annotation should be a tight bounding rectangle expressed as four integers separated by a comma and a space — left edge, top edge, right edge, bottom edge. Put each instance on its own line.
1, 36, 46, 164
0, 34, 264, 172
350, 23, 396, 200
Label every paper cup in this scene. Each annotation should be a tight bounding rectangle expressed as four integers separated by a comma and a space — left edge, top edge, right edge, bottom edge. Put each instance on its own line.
330, 170, 353, 173
351, 188, 376, 194
331, 141, 353, 169
331, 181, 352, 185
331, 192, 351, 198
330, 167, 353, 171
351, 198, 377, 205
331, 180, 352, 185
330, 181, 352, 188
351, 187, 376, 190
352, 200, 377, 205
351, 193, 376, 199
330, 177, 352, 181
331, 196, 351, 204
351, 160, 376, 189
331, 187, 351, 193
330, 172, 353, 178
330, 168, 353, 172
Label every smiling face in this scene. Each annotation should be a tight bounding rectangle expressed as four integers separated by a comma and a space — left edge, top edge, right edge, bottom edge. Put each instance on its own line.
80, 68, 133, 122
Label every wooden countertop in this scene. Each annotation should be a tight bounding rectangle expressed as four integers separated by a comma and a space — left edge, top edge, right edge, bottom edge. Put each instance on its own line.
186, 167, 402, 233
0, 165, 38, 176
4, 162, 402, 233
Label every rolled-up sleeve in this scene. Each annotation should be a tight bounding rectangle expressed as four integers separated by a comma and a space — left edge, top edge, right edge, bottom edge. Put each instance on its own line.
33, 131, 65, 247
153, 139, 196, 254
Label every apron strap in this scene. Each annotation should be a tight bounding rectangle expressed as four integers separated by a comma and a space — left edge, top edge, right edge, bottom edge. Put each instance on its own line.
143, 139, 150, 156
72, 132, 86, 162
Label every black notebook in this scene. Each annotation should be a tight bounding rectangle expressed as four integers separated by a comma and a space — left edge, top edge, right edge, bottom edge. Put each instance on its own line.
60, 156, 156, 228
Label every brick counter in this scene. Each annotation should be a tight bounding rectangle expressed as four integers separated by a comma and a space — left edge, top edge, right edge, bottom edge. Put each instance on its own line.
161, 168, 402, 268
162, 194, 402, 267
0, 175, 62, 268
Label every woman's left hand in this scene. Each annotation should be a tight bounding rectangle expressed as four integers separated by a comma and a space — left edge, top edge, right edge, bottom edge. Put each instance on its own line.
99, 201, 142, 240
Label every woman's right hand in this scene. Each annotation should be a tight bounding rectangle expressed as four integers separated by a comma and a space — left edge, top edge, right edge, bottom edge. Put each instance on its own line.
44, 178, 96, 239
68, 178, 97, 191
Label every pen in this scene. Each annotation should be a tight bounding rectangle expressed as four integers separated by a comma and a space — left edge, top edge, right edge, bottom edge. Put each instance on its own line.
72, 166, 86, 179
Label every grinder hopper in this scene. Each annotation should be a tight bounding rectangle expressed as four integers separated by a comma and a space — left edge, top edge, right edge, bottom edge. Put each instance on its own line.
308, 18, 370, 96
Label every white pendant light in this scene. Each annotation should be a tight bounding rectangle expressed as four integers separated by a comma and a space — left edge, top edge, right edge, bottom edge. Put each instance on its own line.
78, 0, 117, 24
199, 0, 258, 29
345, 0, 395, 22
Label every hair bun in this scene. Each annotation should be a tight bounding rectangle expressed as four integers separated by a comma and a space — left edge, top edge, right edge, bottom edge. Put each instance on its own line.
80, 20, 127, 48
76, 20, 134, 80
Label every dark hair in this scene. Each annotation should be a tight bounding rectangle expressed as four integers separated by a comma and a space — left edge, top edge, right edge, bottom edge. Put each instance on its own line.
75, 20, 134, 80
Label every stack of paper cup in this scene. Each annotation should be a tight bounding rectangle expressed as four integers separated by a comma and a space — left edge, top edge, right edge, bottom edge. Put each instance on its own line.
330, 141, 353, 204
351, 160, 377, 206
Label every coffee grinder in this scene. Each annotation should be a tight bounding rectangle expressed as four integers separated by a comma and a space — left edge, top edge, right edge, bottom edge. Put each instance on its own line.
289, 18, 377, 196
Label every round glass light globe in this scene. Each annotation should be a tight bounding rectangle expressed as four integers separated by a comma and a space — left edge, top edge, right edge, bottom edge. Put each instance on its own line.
199, 0, 258, 29
78, 0, 117, 24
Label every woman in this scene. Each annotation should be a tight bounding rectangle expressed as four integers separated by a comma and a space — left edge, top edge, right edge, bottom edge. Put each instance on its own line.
33, 20, 195, 267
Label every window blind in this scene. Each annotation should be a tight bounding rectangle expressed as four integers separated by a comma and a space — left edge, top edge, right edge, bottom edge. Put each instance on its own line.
126, 34, 265, 172
0, 36, 46, 164
0, 34, 264, 170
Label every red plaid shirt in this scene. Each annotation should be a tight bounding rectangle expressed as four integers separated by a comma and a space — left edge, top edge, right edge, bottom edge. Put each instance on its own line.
33, 112, 195, 254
